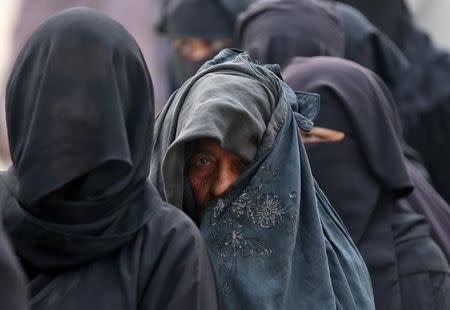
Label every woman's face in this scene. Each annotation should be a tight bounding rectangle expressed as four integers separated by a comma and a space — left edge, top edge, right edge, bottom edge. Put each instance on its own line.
188, 138, 248, 220
173, 37, 232, 61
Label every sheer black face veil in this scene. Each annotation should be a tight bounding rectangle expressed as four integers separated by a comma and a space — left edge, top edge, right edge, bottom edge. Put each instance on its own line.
2, 7, 155, 273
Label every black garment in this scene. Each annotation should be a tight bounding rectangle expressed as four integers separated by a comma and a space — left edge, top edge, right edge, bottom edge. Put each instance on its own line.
159, 0, 254, 39
2, 8, 218, 309
160, 0, 256, 89
399, 161, 450, 263
237, 0, 345, 68
337, 0, 403, 43
0, 217, 28, 310
283, 57, 450, 310
335, 4, 419, 116
338, 0, 450, 203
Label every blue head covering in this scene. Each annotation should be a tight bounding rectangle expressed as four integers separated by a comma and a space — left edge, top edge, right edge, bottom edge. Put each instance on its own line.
150, 49, 375, 309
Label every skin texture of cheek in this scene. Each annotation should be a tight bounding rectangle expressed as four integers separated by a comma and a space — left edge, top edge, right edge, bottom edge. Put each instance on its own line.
187, 138, 247, 222
188, 173, 212, 220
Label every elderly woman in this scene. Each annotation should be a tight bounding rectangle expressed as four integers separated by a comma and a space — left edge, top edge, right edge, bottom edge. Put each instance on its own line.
283, 56, 450, 310
0, 8, 218, 310
150, 49, 375, 309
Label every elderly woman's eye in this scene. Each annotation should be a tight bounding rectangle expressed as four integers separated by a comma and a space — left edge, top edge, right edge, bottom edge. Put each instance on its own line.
193, 154, 215, 167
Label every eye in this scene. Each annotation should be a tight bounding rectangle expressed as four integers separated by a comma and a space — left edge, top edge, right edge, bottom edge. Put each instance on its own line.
192, 154, 215, 168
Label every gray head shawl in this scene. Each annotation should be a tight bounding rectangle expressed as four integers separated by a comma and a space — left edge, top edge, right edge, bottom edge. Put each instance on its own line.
150, 49, 374, 309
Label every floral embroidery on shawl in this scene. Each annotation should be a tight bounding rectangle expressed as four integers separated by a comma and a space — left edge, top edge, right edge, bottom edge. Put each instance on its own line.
205, 163, 297, 296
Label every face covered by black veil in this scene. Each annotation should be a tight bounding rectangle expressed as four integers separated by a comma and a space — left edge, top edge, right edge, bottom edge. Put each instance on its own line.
3, 8, 155, 271
237, 0, 345, 68
159, 0, 256, 89
283, 56, 450, 310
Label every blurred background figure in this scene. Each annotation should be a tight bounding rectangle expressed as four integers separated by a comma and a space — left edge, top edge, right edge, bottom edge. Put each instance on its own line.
0, 0, 170, 168
337, 0, 450, 203
157, 0, 255, 91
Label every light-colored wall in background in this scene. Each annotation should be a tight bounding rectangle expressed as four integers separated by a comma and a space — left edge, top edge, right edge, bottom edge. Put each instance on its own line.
407, 0, 450, 51
0, 0, 20, 170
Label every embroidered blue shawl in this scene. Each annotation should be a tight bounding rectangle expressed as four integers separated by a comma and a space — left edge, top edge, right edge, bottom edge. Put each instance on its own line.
150, 49, 375, 309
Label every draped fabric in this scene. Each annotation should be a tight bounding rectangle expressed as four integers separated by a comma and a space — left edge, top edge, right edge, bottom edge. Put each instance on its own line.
237, 0, 345, 68
150, 49, 375, 310
1, 8, 218, 309
399, 161, 450, 262
0, 217, 28, 310
338, 0, 450, 203
283, 56, 450, 310
335, 4, 427, 121
159, 0, 256, 89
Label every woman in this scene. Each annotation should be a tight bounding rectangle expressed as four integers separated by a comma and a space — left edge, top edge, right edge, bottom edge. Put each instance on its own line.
0, 8, 218, 310
150, 49, 375, 309
283, 56, 450, 310
237, 0, 345, 68
158, 0, 255, 89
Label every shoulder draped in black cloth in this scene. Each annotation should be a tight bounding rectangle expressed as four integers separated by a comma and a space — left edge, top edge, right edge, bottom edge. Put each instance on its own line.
237, 0, 345, 68
0, 216, 28, 310
283, 56, 450, 310
338, 0, 450, 203
1, 7, 218, 310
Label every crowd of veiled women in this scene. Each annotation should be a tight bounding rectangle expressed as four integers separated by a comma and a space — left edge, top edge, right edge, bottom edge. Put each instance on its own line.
0, 0, 449, 309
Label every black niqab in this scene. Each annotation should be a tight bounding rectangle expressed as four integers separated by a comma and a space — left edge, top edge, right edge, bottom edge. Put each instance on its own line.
283, 57, 450, 310
4, 7, 154, 271
237, 0, 345, 68
284, 57, 412, 241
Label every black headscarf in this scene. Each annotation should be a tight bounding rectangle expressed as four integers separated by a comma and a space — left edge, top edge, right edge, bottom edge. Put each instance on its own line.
160, 0, 233, 39
284, 56, 450, 310
2, 7, 156, 272
338, 0, 450, 203
337, 0, 403, 42
335, 4, 411, 104
283, 57, 413, 310
237, 0, 345, 68
284, 57, 413, 239
160, 0, 256, 89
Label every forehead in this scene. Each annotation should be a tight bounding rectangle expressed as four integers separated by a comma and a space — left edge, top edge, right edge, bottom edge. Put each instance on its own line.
188, 138, 246, 160
189, 138, 220, 152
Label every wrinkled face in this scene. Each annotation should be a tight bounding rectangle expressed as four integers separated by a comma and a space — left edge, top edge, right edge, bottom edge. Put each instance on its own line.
300, 127, 345, 143
173, 37, 232, 61
188, 138, 248, 220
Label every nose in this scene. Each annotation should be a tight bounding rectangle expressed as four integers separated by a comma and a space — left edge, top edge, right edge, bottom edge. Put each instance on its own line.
212, 165, 239, 197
